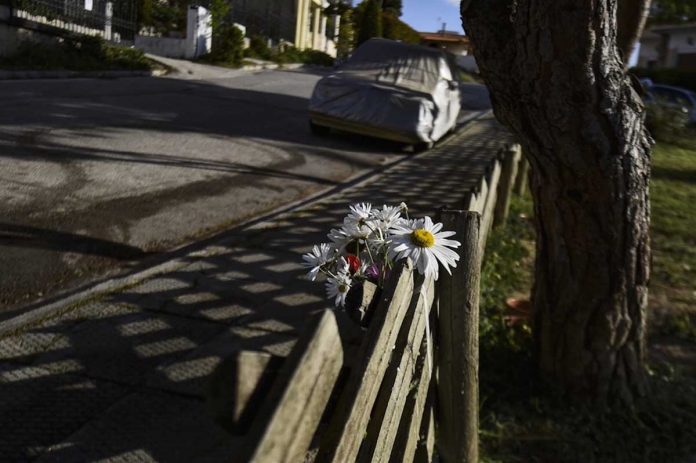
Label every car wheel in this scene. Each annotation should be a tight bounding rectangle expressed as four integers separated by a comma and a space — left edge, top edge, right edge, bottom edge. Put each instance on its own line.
310, 120, 331, 136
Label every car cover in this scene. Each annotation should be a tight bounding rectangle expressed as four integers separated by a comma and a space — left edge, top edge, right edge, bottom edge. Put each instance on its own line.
309, 38, 461, 143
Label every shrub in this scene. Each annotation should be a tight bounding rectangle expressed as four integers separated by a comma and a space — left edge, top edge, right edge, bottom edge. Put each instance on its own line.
209, 24, 244, 66
382, 12, 421, 44
646, 103, 692, 145
274, 47, 335, 67
0, 35, 151, 71
245, 35, 273, 60
356, 0, 383, 45
336, 9, 355, 60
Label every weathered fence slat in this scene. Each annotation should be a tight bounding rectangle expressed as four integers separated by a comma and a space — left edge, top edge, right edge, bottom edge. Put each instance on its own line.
358, 275, 436, 463
414, 392, 436, 463
493, 143, 522, 228
318, 261, 415, 463
466, 172, 488, 214
513, 151, 529, 196
388, 334, 432, 463
243, 310, 344, 463
478, 159, 502, 255
437, 211, 482, 463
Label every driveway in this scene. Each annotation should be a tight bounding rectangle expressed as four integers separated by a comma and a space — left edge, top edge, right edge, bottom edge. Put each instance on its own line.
0, 68, 408, 313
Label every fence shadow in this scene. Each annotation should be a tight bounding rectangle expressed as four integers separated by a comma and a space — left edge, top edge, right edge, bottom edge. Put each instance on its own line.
0, 108, 512, 460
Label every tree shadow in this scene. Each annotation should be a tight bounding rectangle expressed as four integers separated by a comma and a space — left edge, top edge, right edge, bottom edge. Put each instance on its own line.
0, 223, 149, 260
0, 72, 411, 311
652, 166, 696, 184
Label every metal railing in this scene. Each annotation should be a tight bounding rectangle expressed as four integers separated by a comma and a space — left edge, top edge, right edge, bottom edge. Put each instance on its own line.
3, 0, 136, 41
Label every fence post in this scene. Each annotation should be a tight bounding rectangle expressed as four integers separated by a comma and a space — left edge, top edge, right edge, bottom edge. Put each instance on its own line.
514, 154, 529, 196
493, 143, 522, 228
104, 1, 112, 41
437, 210, 481, 463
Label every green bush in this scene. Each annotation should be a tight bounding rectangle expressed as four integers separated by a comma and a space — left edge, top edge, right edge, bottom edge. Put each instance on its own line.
274, 47, 335, 67
336, 9, 355, 60
208, 24, 244, 66
0, 35, 151, 71
646, 103, 693, 146
356, 0, 383, 45
633, 67, 696, 93
245, 35, 273, 60
382, 12, 421, 44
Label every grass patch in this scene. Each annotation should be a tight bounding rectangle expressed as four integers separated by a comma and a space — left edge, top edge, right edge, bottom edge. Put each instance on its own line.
650, 143, 696, 288
478, 141, 696, 462
0, 36, 156, 72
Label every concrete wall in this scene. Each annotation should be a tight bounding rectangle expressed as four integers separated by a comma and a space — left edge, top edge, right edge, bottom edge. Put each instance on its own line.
638, 27, 696, 69
134, 35, 187, 59
0, 6, 61, 57
665, 29, 696, 69
637, 35, 661, 68
134, 6, 211, 59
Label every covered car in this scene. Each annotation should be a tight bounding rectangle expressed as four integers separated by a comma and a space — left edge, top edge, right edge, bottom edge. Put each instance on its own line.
646, 84, 696, 125
309, 38, 461, 148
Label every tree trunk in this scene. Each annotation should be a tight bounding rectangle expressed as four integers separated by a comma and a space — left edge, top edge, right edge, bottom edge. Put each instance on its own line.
461, 0, 652, 405
617, 0, 652, 67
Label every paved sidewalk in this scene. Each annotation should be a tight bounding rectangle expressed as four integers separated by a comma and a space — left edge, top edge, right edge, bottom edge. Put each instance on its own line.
0, 114, 512, 462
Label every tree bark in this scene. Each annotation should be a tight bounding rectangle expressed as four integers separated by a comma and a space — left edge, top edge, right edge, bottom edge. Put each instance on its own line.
617, 0, 652, 67
461, 0, 652, 405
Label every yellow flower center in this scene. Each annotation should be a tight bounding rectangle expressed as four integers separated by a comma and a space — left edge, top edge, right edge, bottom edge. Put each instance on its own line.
339, 284, 349, 293
410, 229, 435, 248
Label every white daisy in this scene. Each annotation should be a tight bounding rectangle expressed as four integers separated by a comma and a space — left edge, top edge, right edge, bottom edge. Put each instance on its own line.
370, 204, 402, 231
388, 216, 461, 279
346, 202, 372, 227
326, 267, 352, 308
302, 243, 335, 281
328, 219, 372, 252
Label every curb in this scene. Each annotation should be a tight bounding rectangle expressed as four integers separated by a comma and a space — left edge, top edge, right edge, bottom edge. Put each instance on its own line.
0, 110, 490, 337
0, 69, 166, 80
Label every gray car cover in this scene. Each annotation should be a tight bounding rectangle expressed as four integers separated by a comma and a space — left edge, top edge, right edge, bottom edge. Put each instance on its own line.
309, 39, 461, 143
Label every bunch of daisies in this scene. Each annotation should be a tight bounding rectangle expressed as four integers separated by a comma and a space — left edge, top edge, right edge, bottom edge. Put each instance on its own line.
302, 202, 461, 308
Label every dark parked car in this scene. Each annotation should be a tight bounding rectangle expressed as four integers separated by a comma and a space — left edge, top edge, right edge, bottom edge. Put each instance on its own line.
645, 84, 696, 125
308, 38, 462, 150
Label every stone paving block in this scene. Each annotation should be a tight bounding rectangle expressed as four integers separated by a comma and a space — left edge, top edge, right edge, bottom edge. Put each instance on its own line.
0, 330, 68, 365
35, 391, 240, 463
146, 325, 296, 397
128, 277, 194, 296
0, 363, 129, 462
30, 308, 226, 386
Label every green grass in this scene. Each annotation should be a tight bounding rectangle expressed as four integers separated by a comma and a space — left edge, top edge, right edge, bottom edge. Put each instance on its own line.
650, 142, 696, 342
478, 142, 696, 462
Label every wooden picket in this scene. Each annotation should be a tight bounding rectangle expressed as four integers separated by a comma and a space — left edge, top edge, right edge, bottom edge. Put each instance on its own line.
225, 143, 527, 463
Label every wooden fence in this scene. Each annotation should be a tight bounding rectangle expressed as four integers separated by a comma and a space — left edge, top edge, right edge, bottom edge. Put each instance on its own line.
221, 143, 527, 463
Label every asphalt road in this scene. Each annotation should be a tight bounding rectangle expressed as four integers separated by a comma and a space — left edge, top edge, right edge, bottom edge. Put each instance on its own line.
0, 68, 411, 313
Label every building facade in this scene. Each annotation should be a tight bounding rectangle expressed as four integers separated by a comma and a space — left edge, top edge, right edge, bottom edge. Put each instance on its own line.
420, 31, 470, 56
229, 0, 339, 56
638, 22, 696, 70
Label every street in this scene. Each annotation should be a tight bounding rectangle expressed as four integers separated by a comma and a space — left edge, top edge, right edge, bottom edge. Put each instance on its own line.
0, 69, 408, 313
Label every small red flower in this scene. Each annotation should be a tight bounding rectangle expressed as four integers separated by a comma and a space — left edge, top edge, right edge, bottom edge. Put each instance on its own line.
346, 255, 361, 274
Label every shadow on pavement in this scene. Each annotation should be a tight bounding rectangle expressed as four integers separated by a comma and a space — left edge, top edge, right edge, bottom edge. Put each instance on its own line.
0, 114, 512, 461
0, 73, 409, 311
0, 223, 150, 260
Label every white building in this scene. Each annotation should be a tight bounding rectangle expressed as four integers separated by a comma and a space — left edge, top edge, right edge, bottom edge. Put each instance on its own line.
637, 22, 696, 70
